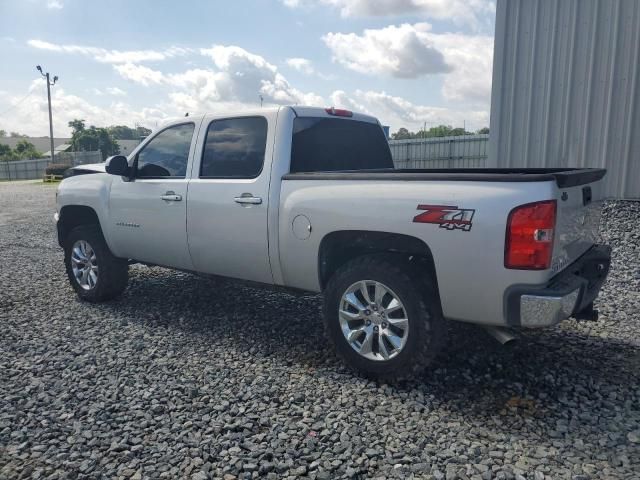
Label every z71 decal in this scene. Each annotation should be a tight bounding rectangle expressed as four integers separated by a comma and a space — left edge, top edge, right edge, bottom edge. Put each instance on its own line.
413, 205, 475, 231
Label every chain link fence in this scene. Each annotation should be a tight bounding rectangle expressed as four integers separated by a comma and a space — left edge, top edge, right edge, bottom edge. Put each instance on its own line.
0, 151, 102, 181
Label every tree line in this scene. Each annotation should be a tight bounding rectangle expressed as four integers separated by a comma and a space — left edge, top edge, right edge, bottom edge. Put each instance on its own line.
391, 125, 489, 140
0, 121, 152, 162
0, 140, 42, 161
68, 120, 151, 160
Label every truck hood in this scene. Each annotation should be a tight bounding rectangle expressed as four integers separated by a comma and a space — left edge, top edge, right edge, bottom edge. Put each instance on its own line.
63, 162, 106, 178
73, 162, 106, 173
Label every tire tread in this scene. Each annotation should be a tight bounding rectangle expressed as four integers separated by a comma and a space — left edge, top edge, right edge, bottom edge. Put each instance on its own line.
64, 225, 128, 302
323, 253, 446, 381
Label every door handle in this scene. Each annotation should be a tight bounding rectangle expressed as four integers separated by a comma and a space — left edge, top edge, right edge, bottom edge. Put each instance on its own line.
160, 191, 182, 202
234, 195, 262, 205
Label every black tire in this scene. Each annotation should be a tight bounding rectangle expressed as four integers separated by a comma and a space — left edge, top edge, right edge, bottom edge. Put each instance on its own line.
64, 225, 129, 302
323, 254, 446, 381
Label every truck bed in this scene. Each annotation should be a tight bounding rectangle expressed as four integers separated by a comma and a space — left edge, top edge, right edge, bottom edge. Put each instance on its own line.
283, 168, 606, 188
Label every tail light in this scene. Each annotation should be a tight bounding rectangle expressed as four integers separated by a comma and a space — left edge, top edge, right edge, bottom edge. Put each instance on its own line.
505, 200, 557, 270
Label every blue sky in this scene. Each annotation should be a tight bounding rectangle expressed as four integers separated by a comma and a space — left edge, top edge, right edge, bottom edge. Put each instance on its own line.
0, 0, 496, 136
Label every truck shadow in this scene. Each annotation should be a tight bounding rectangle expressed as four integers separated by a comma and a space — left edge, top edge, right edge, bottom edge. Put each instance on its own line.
99, 265, 639, 462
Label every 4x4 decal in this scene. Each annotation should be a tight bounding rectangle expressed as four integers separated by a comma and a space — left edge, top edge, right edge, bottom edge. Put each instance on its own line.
413, 205, 475, 231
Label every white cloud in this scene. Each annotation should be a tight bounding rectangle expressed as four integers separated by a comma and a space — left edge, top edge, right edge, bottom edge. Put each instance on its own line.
324, 23, 450, 78
201, 45, 277, 73
0, 80, 165, 136
113, 63, 164, 86
282, 0, 495, 30
46, 0, 63, 9
172, 46, 323, 107
111, 45, 324, 112
3, 41, 488, 136
324, 23, 493, 105
106, 87, 127, 96
286, 57, 315, 75
27, 39, 193, 64
342, 89, 489, 131
429, 31, 493, 104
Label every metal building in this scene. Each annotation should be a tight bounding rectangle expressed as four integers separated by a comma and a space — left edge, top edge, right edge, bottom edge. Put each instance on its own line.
489, 0, 640, 198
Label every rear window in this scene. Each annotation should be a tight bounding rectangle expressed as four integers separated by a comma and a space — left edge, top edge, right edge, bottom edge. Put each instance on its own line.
290, 117, 393, 173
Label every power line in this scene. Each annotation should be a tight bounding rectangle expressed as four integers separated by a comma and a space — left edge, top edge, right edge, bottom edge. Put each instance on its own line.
0, 89, 36, 119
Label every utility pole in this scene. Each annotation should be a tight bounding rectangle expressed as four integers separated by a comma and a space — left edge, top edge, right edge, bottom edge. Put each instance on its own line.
259, 94, 264, 108
36, 65, 58, 164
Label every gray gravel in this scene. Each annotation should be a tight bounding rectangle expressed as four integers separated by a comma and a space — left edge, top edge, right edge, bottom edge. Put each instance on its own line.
1, 181, 639, 480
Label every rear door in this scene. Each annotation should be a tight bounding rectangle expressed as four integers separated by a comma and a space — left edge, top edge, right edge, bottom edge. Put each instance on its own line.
186, 113, 275, 284
108, 121, 200, 269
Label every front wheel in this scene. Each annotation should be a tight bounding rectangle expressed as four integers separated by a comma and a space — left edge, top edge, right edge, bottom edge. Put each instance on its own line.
323, 255, 446, 381
64, 225, 129, 302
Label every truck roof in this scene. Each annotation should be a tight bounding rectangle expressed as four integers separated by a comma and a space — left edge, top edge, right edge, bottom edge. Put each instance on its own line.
162, 105, 379, 129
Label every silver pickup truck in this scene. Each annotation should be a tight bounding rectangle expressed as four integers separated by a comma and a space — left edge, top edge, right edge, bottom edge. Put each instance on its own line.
55, 106, 611, 379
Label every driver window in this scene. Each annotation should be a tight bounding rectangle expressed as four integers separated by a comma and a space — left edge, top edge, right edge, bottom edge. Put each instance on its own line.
136, 123, 195, 178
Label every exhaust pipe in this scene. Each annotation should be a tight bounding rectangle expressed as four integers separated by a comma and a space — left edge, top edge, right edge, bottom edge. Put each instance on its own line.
484, 326, 517, 345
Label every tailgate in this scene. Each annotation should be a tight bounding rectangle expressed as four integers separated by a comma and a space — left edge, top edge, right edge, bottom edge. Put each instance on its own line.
551, 171, 606, 274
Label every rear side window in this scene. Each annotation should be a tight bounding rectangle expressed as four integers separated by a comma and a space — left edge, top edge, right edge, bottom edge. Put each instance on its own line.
200, 117, 268, 178
290, 118, 393, 173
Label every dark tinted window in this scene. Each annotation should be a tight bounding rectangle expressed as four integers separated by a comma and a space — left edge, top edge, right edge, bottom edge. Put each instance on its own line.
136, 123, 194, 178
290, 118, 393, 173
200, 117, 268, 178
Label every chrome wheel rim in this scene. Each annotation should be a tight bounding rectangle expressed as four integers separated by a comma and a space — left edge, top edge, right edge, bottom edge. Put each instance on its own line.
339, 280, 409, 361
70, 240, 98, 290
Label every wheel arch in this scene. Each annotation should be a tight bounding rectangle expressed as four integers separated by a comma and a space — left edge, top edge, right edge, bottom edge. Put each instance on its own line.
57, 205, 103, 247
317, 230, 440, 303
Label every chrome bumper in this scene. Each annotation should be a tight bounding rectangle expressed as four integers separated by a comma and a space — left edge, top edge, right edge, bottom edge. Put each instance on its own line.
506, 245, 611, 328
519, 289, 581, 327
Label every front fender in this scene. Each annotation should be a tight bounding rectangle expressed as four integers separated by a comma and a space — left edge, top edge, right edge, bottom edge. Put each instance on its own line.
56, 173, 115, 249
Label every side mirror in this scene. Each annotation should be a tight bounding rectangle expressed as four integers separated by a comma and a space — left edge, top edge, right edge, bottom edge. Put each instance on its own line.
105, 155, 130, 177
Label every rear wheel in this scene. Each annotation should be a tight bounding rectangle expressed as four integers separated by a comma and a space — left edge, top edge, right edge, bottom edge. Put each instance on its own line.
64, 225, 128, 302
323, 254, 446, 381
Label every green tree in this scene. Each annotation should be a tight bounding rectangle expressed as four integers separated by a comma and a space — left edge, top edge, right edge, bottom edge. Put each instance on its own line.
477, 127, 490, 134
107, 124, 152, 140
14, 140, 41, 159
71, 124, 120, 160
68, 119, 86, 134
449, 127, 471, 136
425, 125, 453, 137
0, 144, 19, 162
136, 125, 152, 138
391, 128, 414, 140
9, 131, 26, 138
0, 129, 6, 138
0, 144, 11, 157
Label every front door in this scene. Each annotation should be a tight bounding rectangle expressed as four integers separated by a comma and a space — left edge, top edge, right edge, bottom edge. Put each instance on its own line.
108, 121, 199, 269
187, 115, 273, 284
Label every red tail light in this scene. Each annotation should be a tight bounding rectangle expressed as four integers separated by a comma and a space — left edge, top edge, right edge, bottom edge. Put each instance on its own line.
505, 200, 557, 270
325, 107, 353, 117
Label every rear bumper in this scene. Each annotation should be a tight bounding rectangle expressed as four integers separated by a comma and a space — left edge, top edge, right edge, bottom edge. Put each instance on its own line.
505, 245, 611, 327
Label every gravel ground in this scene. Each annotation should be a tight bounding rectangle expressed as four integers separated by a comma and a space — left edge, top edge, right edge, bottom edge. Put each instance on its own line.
0, 182, 638, 480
